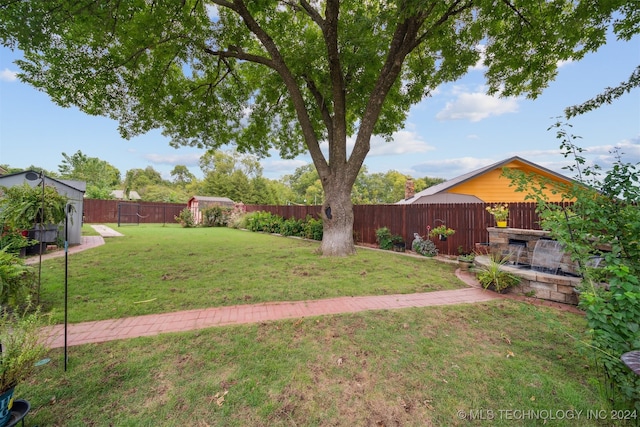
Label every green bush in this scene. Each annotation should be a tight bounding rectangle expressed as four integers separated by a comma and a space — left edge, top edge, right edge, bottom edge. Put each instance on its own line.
303, 216, 323, 241
174, 208, 195, 228
375, 227, 393, 250
242, 212, 323, 241
475, 254, 520, 293
0, 227, 31, 254
245, 211, 282, 233
0, 248, 36, 309
279, 217, 305, 237
411, 234, 438, 257
201, 206, 232, 227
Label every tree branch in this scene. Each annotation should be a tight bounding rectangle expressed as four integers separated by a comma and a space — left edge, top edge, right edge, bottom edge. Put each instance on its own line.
565, 65, 640, 118
220, 0, 328, 175
501, 0, 531, 27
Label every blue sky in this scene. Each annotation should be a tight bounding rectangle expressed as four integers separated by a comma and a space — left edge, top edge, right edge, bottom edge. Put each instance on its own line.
0, 32, 638, 182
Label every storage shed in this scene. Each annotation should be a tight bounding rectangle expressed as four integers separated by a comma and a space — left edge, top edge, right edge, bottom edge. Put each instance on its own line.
187, 196, 235, 224
0, 170, 86, 245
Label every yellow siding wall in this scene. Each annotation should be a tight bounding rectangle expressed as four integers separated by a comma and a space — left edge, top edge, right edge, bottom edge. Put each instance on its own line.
447, 161, 573, 202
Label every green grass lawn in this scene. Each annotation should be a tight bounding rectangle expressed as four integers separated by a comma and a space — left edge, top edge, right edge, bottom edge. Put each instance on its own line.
40, 225, 464, 323
21, 224, 617, 426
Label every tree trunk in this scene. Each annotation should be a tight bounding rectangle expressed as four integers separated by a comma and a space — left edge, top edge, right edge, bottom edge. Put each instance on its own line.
320, 181, 356, 256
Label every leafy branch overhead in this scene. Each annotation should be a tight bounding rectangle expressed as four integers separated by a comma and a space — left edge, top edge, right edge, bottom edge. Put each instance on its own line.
0, 0, 626, 256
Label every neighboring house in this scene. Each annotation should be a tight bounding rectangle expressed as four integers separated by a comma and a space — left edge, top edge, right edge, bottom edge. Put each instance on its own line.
0, 170, 86, 245
398, 156, 576, 204
188, 196, 235, 224
110, 190, 142, 200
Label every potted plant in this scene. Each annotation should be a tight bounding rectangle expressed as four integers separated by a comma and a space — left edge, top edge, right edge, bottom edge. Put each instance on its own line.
486, 203, 509, 227
0, 305, 49, 426
391, 235, 405, 252
457, 253, 475, 271
0, 183, 70, 254
476, 254, 521, 293
429, 225, 455, 241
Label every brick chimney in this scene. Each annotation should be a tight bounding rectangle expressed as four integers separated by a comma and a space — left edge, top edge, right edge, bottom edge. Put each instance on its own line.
404, 179, 415, 200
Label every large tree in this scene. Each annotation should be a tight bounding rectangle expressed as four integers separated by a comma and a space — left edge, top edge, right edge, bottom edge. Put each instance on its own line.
0, 1, 621, 255
58, 150, 121, 189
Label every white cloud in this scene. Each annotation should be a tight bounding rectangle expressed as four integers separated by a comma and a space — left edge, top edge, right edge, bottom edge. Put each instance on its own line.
263, 158, 308, 175
368, 129, 436, 157
411, 156, 496, 179
470, 44, 487, 71
0, 68, 17, 82
143, 153, 201, 166
436, 91, 519, 122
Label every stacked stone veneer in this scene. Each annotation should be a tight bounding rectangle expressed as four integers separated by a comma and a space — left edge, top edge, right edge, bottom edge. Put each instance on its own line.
487, 227, 580, 275
484, 227, 581, 305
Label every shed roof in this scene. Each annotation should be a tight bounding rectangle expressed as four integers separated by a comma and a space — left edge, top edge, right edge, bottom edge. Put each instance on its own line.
188, 196, 235, 204
0, 170, 86, 193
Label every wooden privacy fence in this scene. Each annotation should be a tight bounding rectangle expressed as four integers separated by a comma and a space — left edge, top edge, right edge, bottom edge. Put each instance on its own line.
83, 199, 570, 255
246, 202, 571, 255
83, 199, 186, 225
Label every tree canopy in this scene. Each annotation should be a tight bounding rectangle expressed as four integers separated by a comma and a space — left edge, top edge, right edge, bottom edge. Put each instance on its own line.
0, 0, 625, 255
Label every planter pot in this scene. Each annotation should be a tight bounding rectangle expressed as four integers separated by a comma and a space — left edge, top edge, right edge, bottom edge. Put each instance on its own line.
485, 284, 511, 294
33, 224, 59, 243
439, 235, 447, 241
0, 387, 15, 427
392, 242, 406, 252
496, 221, 507, 228
458, 260, 473, 271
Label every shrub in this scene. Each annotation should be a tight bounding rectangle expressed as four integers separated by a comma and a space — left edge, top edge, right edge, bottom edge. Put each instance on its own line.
0, 227, 31, 254
244, 211, 283, 233
303, 216, 323, 241
201, 206, 232, 227
226, 204, 247, 229
375, 227, 393, 250
0, 248, 36, 309
411, 234, 438, 257
475, 254, 520, 293
280, 217, 305, 237
175, 208, 195, 228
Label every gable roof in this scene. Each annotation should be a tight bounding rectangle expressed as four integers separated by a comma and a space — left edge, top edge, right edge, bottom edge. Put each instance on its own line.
188, 196, 235, 205
0, 170, 86, 193
397, 156, 575, 204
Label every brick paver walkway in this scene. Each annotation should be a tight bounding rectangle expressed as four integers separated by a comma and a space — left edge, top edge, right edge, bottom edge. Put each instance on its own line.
44, 284, 499, 348
36, 225, 580, 349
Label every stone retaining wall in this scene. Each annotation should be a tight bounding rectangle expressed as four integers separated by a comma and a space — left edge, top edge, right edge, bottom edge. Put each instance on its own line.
475, 255, 581, 305
487, 227, 580, 275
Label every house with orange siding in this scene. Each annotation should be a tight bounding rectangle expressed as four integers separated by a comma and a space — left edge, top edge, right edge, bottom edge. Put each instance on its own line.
397, 156, 576, 204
